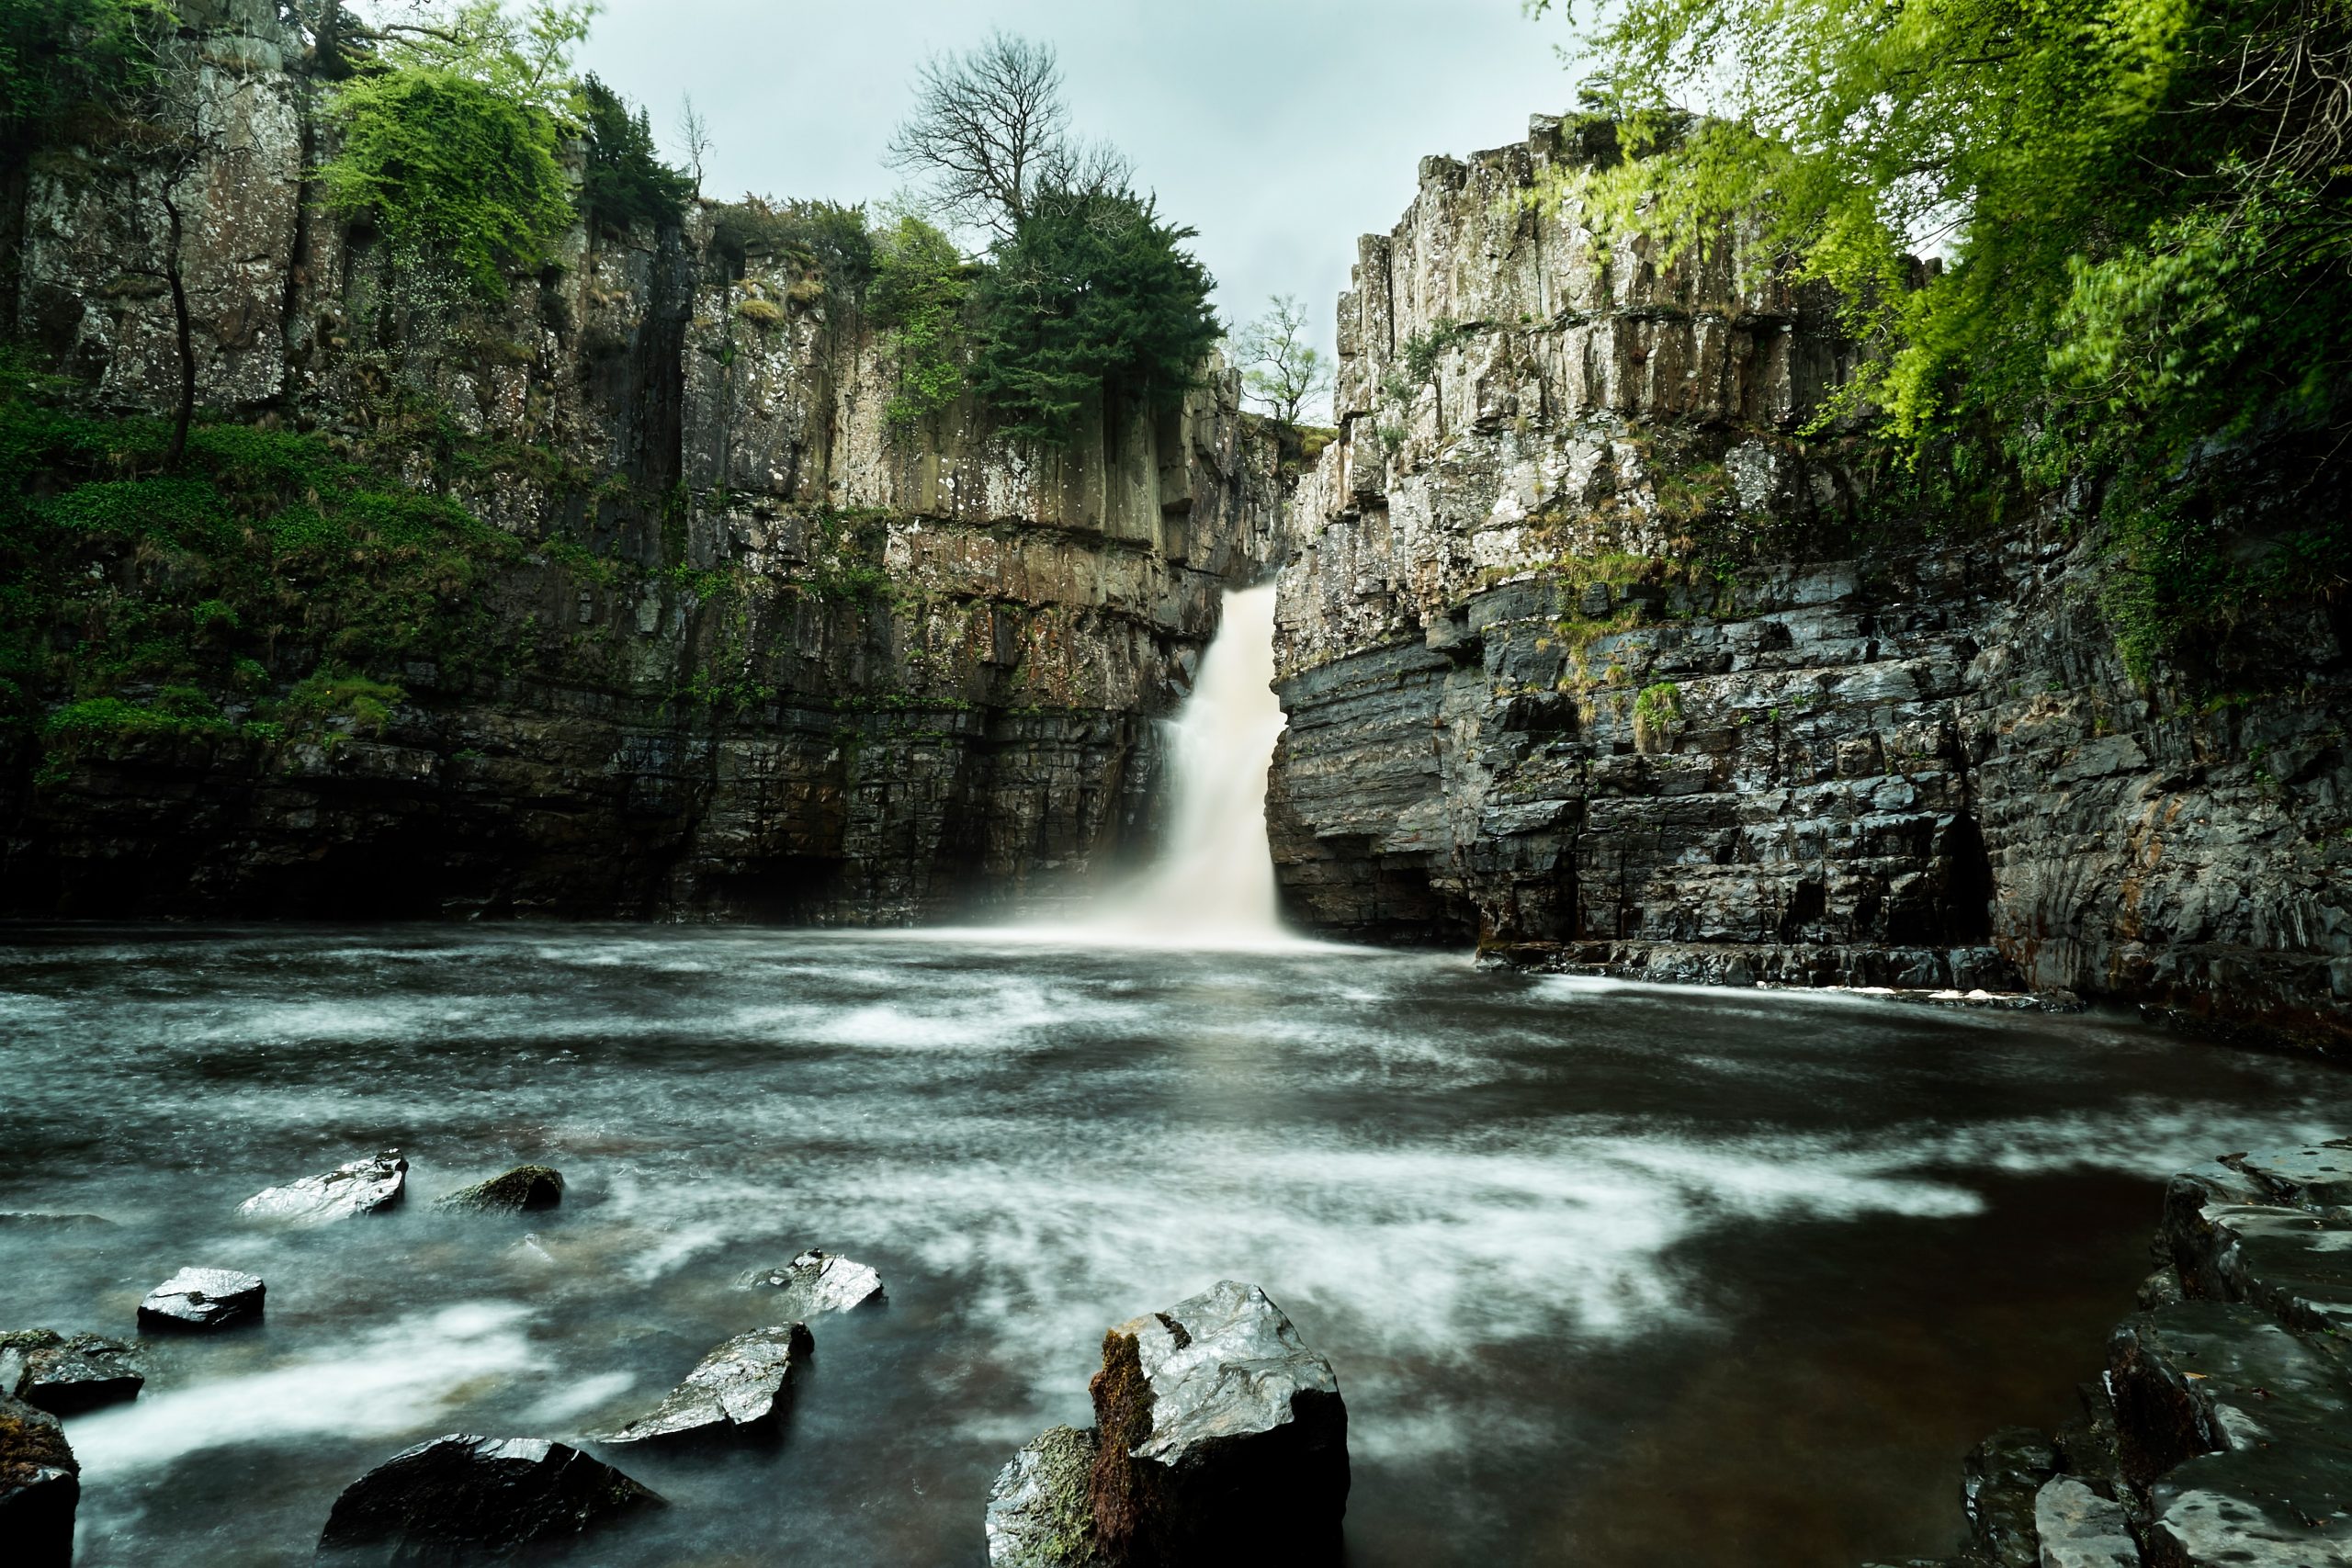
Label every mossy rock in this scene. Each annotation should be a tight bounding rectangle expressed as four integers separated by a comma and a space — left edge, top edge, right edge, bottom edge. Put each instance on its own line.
0, 1391, 78, 1565
435, 1165, 564, 1214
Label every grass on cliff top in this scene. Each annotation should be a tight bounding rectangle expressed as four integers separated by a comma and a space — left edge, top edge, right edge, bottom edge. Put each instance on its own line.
0, 375, 519, 752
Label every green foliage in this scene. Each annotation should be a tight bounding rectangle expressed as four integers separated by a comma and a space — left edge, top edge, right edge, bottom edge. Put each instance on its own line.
285, 670, 404, 736
0, 0, 167, 149
969, 187, 1218, 446
579, 73, 691, 231
711, 197, 876, 298
1634, 680, 1682, 728
1537, 0, 2352, 681
870, 213, 972, 430
319, 67, 571, 299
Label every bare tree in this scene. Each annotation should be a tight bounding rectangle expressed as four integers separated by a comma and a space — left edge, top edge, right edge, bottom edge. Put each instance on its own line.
675, 93, 711, 197
886, 30, 1104, 239
1235, 296, 1335, 428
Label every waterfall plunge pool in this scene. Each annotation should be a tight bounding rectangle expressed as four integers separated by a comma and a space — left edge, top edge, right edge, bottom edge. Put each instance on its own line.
5, 925, 2347, 1565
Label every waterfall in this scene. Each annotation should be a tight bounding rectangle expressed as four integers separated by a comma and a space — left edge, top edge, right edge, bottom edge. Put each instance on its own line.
1100, 583, 1290, 943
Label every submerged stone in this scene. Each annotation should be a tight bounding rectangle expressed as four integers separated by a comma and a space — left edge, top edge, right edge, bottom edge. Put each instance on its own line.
0, 1392, 78, 1567
435, 1165, 564, 1214
318, 1434, 662, 1562
736, 1249, 886, 1314
986, 1425, 1102, 1567
593, 1324, 813, 1445
138, 1267, 265, 1331
237, 1150, 406, 1224
1, 1329, 142, 1415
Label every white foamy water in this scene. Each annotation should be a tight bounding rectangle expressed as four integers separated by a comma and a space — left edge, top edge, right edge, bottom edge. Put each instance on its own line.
4, 929, 2347, 1565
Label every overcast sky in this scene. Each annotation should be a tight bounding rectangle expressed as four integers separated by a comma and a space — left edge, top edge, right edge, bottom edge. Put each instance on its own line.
575, 1, 1587, 359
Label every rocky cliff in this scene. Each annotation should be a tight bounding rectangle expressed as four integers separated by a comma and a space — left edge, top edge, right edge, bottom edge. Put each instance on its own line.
1269, 116, 2352, 1050
0, 2, 1283, 920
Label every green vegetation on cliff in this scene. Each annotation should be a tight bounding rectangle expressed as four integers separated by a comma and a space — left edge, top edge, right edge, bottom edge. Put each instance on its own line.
1544, 0, 2352, 681
0, 0, 165, 150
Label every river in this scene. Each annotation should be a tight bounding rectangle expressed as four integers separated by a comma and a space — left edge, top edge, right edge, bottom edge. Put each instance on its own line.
4, 925, 2346, 1564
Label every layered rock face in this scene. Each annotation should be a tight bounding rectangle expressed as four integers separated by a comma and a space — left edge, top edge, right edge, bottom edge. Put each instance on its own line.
1270, 116, 2352, 1046
0, 2, 1283, 921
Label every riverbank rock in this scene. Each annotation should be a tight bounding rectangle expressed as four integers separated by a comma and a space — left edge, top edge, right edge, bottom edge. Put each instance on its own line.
1962, 1427, 2059, 1567
318, 1435, 662, 1562
1, 1329, 142, 1414
986, 1426, 1102, 1567
593, 1324, 813, 1446
435, 1165, 563, 1214
2034, 1479, 2140, 1568
0, 1392, 79, 1567
138, 1267, 265, 1331
237, 1151, 406, 1224
736, 1249, 886, 1314
988, 1280, 1348, 1567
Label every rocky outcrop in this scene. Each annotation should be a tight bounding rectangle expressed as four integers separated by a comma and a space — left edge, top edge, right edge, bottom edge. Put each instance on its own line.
0, 1392, 78, 1567
592, 1324, 813, 1446
435, 1165, 564, 1215
1909, 1139, 2352, 1567
1269, 115, 2352, 1047
237, 1151, 407, 1224
1, 1329, 143, 1415
318, 1434, 662, 1562
987, 1280, 1349, 1567
138, 1266, 265, 1330
736, 1249, 886, 1314
0, 4, 1284, 923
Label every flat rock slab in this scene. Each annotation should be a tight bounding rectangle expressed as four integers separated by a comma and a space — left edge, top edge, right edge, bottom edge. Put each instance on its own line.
237, 1151, 406, 1224
2110, 1303, 2352, 1483
1091, 1279, 1348, 1564
0, 1392, 79, 1568
986, 1425, 1101, 1567
138, 1268, 265, 1331
2035, 1478, 2140, 1568
0, 1330, 142, 1415
435, 1165, 564, 1214
594, 1325, 813, 1445
736, 1249, 886, 1314
2146, 1446, 2352, 1566
319, 1434, 662, 1563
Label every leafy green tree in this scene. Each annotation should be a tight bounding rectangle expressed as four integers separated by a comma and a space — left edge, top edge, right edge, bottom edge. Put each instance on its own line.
969, 188, 1218, 446
1536, 0, 2352, 677
580, 73, 692, 231
869, 212, 970, 430
316, 1, 591, 299
1235, 295, 1334, 427
0, 0, 169, 151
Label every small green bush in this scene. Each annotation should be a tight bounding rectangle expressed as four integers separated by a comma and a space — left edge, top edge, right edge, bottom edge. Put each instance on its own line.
870, 214, 971, 431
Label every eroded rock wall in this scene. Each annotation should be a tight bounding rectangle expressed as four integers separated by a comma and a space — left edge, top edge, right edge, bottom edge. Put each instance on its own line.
0, 7, 1283, 920
1270, 116, 2352, 1048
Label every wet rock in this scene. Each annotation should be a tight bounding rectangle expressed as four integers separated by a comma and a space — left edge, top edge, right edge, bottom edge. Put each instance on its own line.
2108, 1303, 2352, 1485
138, 1267, 265, 1331
318, 1434, 662, 1563
986, 1426, 1102, 1567
736, 1249, 885, 1314
1962, 1427, 2059, 1568
0, 1392, 78, 1567
2034, 1478, 2140, 1568
1, 1329, 143, 1415
1088, 1280, 1349, 1565
593, 1325, 813, 1446
2143, 1447, 2352, 1566
236, 1151, 406, 1224
435, 1165, 563, 1214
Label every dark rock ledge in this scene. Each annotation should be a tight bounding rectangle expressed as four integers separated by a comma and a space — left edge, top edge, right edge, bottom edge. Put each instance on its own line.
986, 1280, 1349, 1567
1871, 1138, 2352, 1567
319, 1435, 662, 1564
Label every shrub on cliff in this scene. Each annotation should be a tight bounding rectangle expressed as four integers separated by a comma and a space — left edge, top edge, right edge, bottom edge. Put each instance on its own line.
969, 187, 1218, 447
1537, 0, 2352, 682
0, 0, 165, 152
869, 212, 971, 429
579, 73, 692, 233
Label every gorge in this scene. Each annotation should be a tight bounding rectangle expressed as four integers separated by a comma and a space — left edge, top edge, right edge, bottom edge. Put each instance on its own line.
5, 3, 2352, 1566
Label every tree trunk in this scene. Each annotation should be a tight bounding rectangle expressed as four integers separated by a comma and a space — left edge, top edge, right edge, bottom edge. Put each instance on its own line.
161, 173, 195, 472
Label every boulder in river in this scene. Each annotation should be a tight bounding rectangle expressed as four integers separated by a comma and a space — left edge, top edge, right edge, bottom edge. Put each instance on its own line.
237, 1151, 407, 1224
593, 1324, 814, 1445
1, 1329, 143, 1415
736, 1249, 886, 1314
0, 1391, 79, 1567
318, 1434, 662, 1563
138, 1267, 265, 1331
988, 1280, 1348, 1567
435, 1165, 564, 1214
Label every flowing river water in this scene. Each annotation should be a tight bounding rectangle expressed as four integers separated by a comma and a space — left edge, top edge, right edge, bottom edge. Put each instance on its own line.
5, 589, 2349, 1565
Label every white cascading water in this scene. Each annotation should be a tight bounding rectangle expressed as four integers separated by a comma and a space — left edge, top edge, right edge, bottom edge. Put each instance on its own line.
1098, 583, 1289, 943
